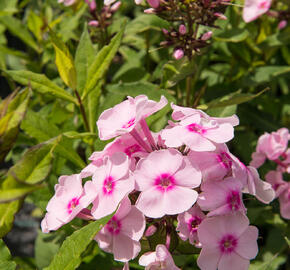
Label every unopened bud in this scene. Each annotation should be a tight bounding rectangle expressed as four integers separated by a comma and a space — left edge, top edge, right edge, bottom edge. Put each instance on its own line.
214, 12, 227, 20
111, 1, 121, 12
85, 0, 96, 11
88, 20, 99, 27
145, 225, 157, 237
201, 31, 212, 41
147, 0, 160, 8
179, 24, 187, 35
278, 20, 287, 30
144, 8, 156, 14
162, 28, 169, 35
173, 49, 184, 60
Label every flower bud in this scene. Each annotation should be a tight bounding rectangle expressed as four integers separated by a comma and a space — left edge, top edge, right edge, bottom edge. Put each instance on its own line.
88, 20, 99, 27
201, 31, 213, 41
85, 0, 96, 11
179, 24, 187, 35
145, 225, 157, 237
173, 49, 184, 60
144, 8, 156, 14
278, 20, 287, 30
147, 0, 160, 8
162, 28, 169, 35
111, 1, 121, 12
214, 12, 227, 20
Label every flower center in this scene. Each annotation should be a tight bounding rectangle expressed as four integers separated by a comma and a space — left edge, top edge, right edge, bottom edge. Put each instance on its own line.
187, 216, 202, 233
106, 217, 121, 235
187, 123, 206, 134
124, 144, 142, 157
122, 118, 135, 129
226, 190, 241, 211
219, 235, 238, 253
67, 197, 80, 214
258, 1, 270, 9
216, 152, 232, 169
155, 173, 175, 192
103, 176, 115, 195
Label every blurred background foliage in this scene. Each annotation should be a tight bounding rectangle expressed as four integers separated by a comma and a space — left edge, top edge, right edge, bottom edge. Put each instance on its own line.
0, 0, 289, 269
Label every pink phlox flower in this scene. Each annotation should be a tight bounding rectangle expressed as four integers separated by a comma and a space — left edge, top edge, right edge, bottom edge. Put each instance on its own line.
41, 174, 97, 233
250, 128, 289, 168
81, 134, 147, 177
95, 197, 146, 262
161, 104, 238, 152
243, 0, 272, 23
198, 177, 246, 217
147, 0, 160, 8
91, 152, 134, 219
197, 213, 258, 270
189, 144, 247, 184
265, 170, 288, 197
97, 95, 167, 140
139, 244, 180, 270
135, 149, 201, 218
243, 166, 275, 204
277, 148, 290, 173
279, 184, 290, 219
176, 205, 205, 247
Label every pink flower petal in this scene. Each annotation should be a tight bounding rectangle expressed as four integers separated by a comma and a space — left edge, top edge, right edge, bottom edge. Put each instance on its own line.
197, 247, 222, 270
236, 226, 259, 259
218, 252, 249, 270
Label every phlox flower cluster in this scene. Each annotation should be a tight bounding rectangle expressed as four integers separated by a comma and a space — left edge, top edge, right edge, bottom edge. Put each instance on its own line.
250, 128, 290, 219
42, 95, 277, 270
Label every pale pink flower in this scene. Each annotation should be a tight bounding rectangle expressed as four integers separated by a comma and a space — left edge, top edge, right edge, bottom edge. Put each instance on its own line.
243, 166, 275, 204
278, 20, 287, 30
179, 24, 187, 35
135, 149, 201, 218
198, 177, 246, 217
176, 205, 205, 247
41, 174, 96, 232
189, 143, 246, 183
85, 0, 96, 11
91, 152, 134, 219
162, 104, 238, 152
279, 185, 290, 219
265, 170, 288, 197
81, 134, 147, 177
95, 197, 146, 262
97, 95, 167, 141
201, 31, 213, 41
147, 0, 160, 8
88, 20, 99, 27
250, 128, 289, 168
139, 244, 180, 270
243, 0, 272, 23
277, 148, 290, 173
197, 213, 259, 270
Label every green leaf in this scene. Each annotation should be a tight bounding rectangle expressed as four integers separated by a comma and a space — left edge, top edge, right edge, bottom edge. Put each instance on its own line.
75, 24, 95, 94
214, 29, 249, 43
87, 83, 102, 133
81, 23, 126, 100
5, 70, 78, 104
50, 30, 77, 89
252, 66, 290, 84
0, 200, 22, 238
0, 239, 13, 261
0, 0, 18, 16
27, 10, 43, 42
44, 213, 114, 270
0, 16, 39, 52
197, 88, 269, 110
62, 131, 97, 139
0, 88, 30, 163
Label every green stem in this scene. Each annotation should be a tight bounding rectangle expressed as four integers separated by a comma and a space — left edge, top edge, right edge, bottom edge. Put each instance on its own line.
74, 89, 90, 132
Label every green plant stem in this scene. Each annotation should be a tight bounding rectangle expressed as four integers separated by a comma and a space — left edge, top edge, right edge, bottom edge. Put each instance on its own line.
74, 89, 90, 132
186, 76, 192, 107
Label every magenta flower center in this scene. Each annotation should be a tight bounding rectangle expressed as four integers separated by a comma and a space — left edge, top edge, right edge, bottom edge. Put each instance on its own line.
67, 197, 80, 214
124, 144, 142, 157
216, 152, 232, 169
155, 173, 175, 192
219, 234, 238, 253
122, 118, 135, 129
187, 216, 202, 233
103, 176, 115, 195
258, 1, 270, 9
106, 217, 121, 235
226, 190, 241, 211
187, 123, 206, 134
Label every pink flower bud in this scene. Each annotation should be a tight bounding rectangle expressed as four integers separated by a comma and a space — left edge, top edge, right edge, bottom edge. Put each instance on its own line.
145, 225, 157, 237
162, 28, 169, 35
147, 0, 160, 8
201, 31, 213, 41
179, 24, 187, 35
88, 20, 99, 27
278, 20, 287, 30
144, 8, 156, 14
214, 12, 227, 20
85, 0, 96, 11
111, 1, 121, 12
173, 49, 184, 60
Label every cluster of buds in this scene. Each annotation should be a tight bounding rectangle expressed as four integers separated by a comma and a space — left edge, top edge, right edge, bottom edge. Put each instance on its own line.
250, 128, 290, 219
41, 95, 283, 270
143, 0, 229, 59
